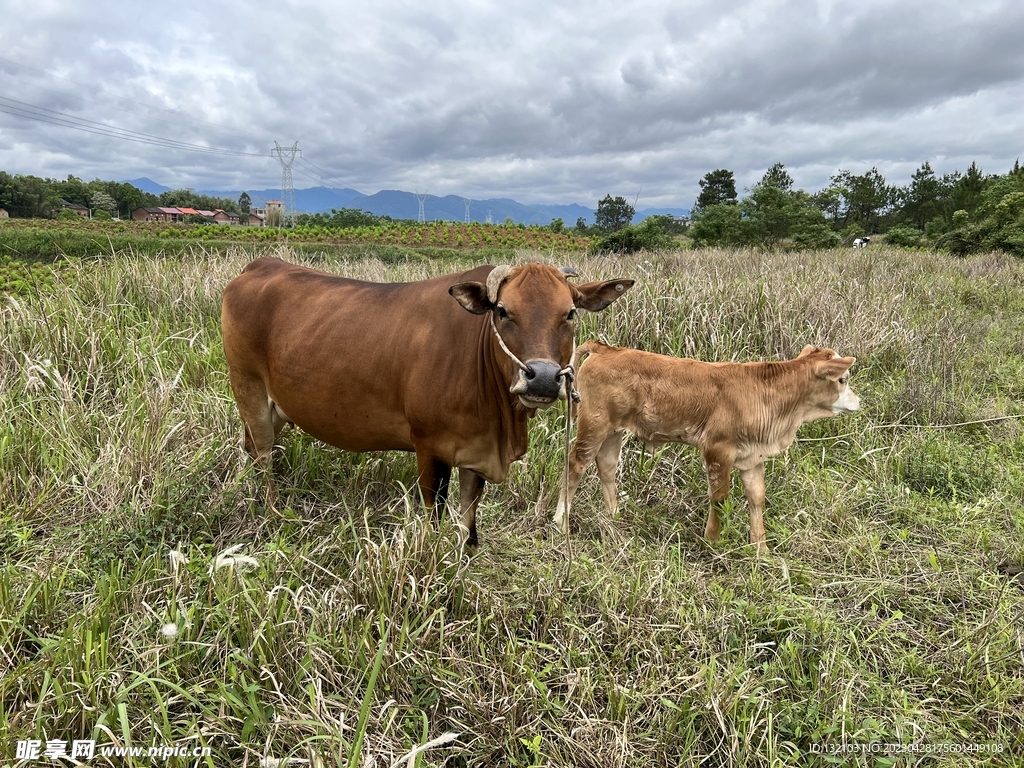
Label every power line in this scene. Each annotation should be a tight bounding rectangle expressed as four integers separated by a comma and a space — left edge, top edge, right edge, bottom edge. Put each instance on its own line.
0, 53, 264, 144
290, 164, 327, 187
297, 158, 350, 186
6, 74, 263, 148
294, 158, 348, 188
0, 105, 264, 158
294, 158, 359, 192
270, 163, 347, 196
0, 95, 266, 157
0, 95, 264, 156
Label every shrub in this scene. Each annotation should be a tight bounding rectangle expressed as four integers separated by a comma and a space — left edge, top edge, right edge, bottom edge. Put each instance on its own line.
791, 223, 842, 250
594, 215, 676, 253
885, 225, 924, 248
688, 204, 743, 247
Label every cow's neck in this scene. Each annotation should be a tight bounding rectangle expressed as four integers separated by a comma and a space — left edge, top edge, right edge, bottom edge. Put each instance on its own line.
750, 361, 822, 443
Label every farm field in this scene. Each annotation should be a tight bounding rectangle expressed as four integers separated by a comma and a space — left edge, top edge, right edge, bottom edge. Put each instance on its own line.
0, 219, 591, 266
2, 239, 1024, 766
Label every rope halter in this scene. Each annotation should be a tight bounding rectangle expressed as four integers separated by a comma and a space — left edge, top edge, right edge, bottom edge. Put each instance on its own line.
487, 310, 580, 404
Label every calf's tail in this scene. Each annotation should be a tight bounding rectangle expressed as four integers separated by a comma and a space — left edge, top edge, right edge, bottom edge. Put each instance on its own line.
572, 339, 614, 370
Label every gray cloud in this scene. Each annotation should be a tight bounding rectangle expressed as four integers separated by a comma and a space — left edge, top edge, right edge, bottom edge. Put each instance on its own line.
0, 0, 1022, 208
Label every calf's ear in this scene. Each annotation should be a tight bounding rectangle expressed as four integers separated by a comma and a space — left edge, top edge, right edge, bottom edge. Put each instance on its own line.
572, 278, 635, 312
449, 282, 492, 314
814, 356, 856, 381
798, 345, 817, 357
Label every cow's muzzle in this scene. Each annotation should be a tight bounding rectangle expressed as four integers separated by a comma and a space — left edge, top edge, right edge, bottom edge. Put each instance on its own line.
511, 360, 566, 409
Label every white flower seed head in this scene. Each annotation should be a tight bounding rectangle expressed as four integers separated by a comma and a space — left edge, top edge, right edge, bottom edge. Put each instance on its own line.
160, 622, 179, 639
168, 547, 188, 575
211, 544, 259, 574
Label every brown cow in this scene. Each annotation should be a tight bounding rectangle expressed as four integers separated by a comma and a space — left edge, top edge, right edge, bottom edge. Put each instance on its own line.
554, 342, 860, 550
221, 258, 633, 544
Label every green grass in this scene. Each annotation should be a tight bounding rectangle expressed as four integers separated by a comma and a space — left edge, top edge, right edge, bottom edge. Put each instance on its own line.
1, 244, 1023, 766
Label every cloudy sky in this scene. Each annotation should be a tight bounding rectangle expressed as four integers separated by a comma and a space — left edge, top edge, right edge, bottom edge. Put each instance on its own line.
1, 0, 1023, 208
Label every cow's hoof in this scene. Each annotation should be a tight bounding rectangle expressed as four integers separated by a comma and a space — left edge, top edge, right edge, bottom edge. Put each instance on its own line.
456, 524, 479, 549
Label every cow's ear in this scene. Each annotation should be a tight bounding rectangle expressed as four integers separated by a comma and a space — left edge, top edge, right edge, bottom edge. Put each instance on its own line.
572, 279, 635, 312
814, 356, 855, 381
449, 282, 492, 314
798, 345, 817, 357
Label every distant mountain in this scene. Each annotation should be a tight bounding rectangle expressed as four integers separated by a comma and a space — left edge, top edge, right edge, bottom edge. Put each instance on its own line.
344, 190, 598, 226
199, 186, 364, 211
124, 177, 171, 195
634, 207, 691, 222
122, 179, 688, 224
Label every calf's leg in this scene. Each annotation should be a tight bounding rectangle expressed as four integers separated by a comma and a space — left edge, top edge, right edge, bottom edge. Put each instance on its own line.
702, 445, 735, 542
554, 414, 612, 535
458, 468, 486, 546
739, 463, 768, 552
595, 431, 624, 519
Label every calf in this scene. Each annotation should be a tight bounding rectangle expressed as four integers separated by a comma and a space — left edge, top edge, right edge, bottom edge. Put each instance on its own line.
554, 342, 860, 550
852, 237, 871, 248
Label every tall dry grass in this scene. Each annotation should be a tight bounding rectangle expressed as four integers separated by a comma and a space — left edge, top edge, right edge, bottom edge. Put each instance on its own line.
1, 244, 1023, 766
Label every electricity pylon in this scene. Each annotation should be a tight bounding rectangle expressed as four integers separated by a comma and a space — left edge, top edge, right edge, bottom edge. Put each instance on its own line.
415, 191, 427, 223
271, 141, 301, 226
463, 198, 471, 223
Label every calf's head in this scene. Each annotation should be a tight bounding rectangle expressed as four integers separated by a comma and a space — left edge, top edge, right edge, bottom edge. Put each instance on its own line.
798, 345, 861, 417
450, 264, 633, 408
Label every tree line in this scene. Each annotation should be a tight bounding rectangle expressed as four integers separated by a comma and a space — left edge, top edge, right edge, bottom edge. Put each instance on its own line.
0, 172, 243, 220
688, 160, 1024, 256
5, 163, 1022, 257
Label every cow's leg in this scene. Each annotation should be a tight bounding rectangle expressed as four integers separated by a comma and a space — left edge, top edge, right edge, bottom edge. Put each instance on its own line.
702, 446, 735, 542
554, 414, 610, 535
594, 431, 624, 519
458, 469, 486, 546
415, 453, 451, 524
739, 463, 768, 552
227, 368, 278, 507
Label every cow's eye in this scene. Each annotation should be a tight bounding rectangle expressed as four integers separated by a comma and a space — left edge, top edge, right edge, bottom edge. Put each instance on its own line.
496, 305, 509, 320
839, 376, 848, 385
567, 308, 577, 321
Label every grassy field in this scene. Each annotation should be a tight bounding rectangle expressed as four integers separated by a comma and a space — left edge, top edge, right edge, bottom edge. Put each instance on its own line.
1, 241, 1023, 766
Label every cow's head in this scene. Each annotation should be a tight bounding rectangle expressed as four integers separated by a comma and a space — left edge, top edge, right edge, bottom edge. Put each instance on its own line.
798, 345, 860, 417
450, 264, 634, 409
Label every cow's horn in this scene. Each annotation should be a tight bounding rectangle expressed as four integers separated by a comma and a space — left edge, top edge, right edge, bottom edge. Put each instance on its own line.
486, 265, 513, 303
559, 266, 579, 279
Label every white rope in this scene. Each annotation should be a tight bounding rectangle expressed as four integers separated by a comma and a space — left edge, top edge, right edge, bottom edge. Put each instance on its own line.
388, 731, 461, 768
488, 310, 531, 373
487, 303, 580, 573
488, 310, 581, 403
